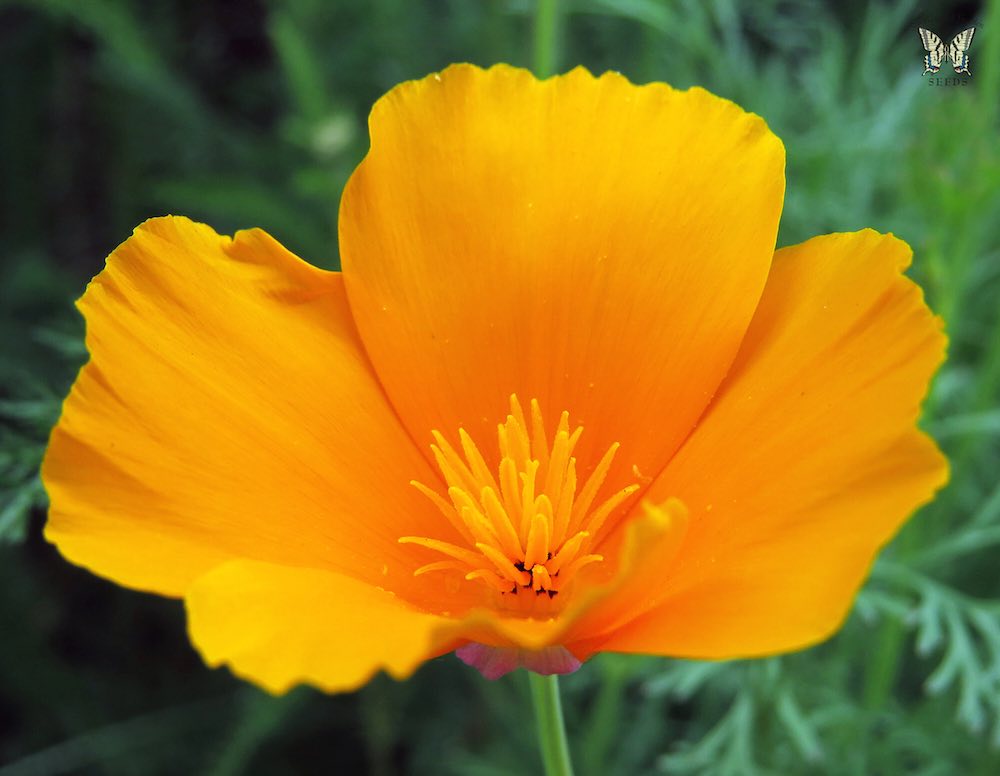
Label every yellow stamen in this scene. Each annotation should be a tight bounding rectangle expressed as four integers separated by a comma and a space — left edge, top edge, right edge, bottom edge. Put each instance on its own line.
552, 456, 577, 546
547, 530, 589, 575
524, 512, 551, 570
530, 398, 550, 471
465, 568, 513, 593
448, 487, 497, 544
399, 536, 483, 566
498, 456, 523, 527
555, 554, 604, 586
519, 459, 539, 540
481, 486, 523, 559
532, 564, 552, 592
409, 479, 475, 544
459, 428, 498, 491
414, 560, 468, 576
508, 396, 531, 465
570, 442, 620, 533
585, 484, 642, 539
544, 418, 571, 504
400, 395, 637, 604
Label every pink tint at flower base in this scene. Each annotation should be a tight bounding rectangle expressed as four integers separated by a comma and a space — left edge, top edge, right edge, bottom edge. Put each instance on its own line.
456, 643, 583, 680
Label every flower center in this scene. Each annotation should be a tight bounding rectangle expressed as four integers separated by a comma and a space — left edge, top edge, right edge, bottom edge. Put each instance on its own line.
400, 395, 638, 602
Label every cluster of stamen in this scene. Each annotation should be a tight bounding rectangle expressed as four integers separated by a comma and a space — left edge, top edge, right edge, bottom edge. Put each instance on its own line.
400, 395, 638, 601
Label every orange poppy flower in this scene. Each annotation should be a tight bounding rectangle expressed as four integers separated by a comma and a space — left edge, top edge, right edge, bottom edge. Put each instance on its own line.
42, 64, 947, 693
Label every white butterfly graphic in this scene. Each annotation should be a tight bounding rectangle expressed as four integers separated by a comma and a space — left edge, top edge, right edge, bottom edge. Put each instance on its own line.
918, 27, 975, 75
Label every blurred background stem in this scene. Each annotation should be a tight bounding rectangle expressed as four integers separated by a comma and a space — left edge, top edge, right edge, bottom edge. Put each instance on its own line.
530, 674, 574, 776
532, 0, 561, 77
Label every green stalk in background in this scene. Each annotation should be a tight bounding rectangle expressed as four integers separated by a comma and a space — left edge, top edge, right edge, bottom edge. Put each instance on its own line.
532, 0, 561, 77
530, 674, 575, 776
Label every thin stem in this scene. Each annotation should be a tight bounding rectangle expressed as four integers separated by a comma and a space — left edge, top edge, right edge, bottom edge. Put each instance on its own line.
529, 673, 575, 776
862, 523, 919, 709
532, 0, 561, 78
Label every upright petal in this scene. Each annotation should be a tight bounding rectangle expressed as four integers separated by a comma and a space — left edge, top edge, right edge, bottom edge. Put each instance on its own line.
42, 217, 466, 609
341, 64, 784, 493
576, 231, 947, 658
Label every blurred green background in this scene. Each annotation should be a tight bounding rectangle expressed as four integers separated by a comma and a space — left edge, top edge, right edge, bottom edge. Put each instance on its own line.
2, 0, 999, 773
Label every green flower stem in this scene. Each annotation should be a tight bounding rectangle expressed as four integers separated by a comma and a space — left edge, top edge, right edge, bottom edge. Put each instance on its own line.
529, 673, 575, 776
532, 0, 561, 78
